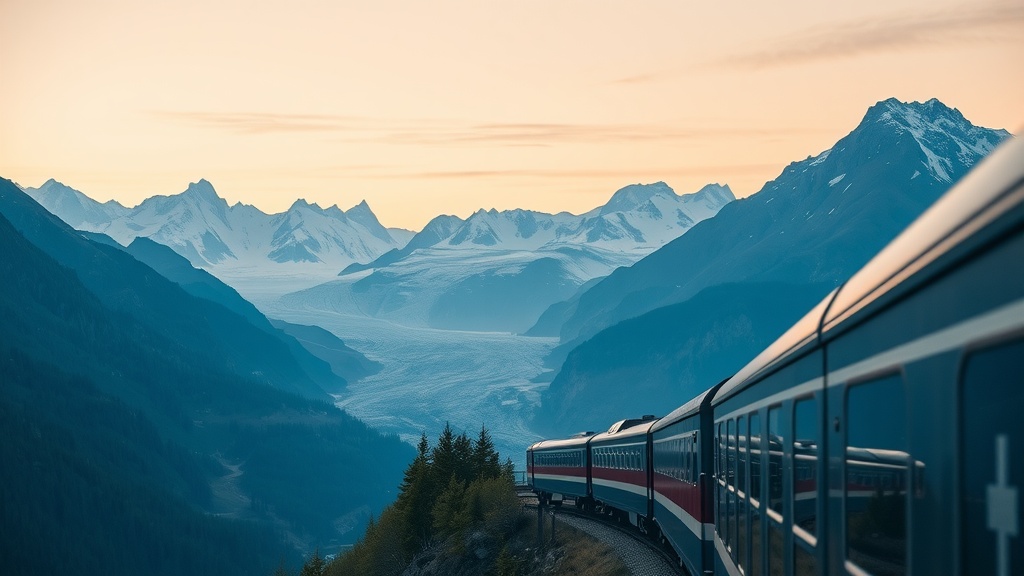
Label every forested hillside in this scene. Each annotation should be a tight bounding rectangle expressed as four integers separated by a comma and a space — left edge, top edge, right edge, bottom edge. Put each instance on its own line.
0, 183, 415, 575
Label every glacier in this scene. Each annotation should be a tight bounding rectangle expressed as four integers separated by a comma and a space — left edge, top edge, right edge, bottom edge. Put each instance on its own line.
261, 301, 554, 469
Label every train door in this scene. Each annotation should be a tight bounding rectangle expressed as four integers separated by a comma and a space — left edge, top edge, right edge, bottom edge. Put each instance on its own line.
960, 337, 1023, 576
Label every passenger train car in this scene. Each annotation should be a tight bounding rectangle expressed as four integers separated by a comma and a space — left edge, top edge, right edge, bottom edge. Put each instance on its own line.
526, 432, 593, 507
528, 136, 1024, 576
590, 416, 658, 526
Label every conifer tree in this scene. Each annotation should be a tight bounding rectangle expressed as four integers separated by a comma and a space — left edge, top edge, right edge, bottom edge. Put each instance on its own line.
431, 422, 457, 488
431, 475, 469, 538
299, 548, 326, 576
395, 432, 433, 552
453, 432, 474, 484
472, 425, 501, 480
502, 457, 516, 483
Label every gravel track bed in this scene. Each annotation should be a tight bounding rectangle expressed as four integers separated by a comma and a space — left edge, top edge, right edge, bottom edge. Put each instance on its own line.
528, 505, 681, 576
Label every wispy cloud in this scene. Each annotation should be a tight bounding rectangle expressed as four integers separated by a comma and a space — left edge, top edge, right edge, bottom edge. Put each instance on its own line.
608, 72, 666, 85
148, 111, 373, 134
718, 0, 1024, 69
354, 164, 781, 181
366, 123, 821, 147
150, 110, 820, 147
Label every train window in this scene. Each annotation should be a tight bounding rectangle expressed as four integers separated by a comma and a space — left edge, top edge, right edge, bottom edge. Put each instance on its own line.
768, 406, 783, 515
728, 418, 737, 553
750, 412, 762, 506
739, 415, 748, 496
737, 415, 748, 570
794, 397, 818, 538
727, 419, 736, 488
688, 436, 695, 483
694, 433, 700, 484
718, 422, 726, 540
961, 338, 1024, 576
846, 374, 908, 576
767, 406, 784, 576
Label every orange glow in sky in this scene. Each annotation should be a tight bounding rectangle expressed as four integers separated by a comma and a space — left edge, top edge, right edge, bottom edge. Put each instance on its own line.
1, 0, 1021, 230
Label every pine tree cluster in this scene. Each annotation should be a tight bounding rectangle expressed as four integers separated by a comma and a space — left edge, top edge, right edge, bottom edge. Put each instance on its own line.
305, 424, 519, 576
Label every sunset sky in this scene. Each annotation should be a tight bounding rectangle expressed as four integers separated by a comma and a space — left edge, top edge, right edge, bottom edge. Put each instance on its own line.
2, 0, 1021, 230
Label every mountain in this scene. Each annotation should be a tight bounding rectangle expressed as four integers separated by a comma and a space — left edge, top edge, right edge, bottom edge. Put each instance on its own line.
1, 179, 342, 400
269, 319, 383, 382
29, 178, 410, 297
533, 98, 1010, 433
534, 282, 831, 434
288, 183, 734, 333
535, 98, 1010, 355
0, 188, 415, 574
0, 210, 296, 576
25, 178, 129, 228
119, 235, 377, 388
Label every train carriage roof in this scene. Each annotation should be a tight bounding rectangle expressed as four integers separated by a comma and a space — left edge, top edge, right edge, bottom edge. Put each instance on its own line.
528, 433, 595, 452
590, 419, 657, 445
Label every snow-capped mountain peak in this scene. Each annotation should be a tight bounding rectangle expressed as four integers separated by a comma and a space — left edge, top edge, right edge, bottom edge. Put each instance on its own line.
599, 181, 676, 215
181, 178, 225, 205
24, 178, 129, 229
31, 179, 408, 280
863, 98, 1009, 183
344, 199, 396, 244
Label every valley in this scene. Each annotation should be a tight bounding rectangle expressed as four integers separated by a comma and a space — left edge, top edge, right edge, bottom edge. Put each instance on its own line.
260, 301, 556, 469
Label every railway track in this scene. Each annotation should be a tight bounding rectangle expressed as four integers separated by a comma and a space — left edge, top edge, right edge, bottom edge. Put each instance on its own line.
520, 493, 684, 576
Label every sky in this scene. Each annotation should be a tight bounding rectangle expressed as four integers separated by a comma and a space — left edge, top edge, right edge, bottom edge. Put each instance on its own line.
1, 0, 1021, 231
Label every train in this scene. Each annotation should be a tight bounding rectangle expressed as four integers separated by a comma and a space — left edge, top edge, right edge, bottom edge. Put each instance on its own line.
527, 135, 1024, 576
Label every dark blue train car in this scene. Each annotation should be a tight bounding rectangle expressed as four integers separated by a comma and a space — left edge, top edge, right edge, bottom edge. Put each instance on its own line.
710, 136, 1024, 576
589, 416, 658, 529
650, 385, 723, 576
527, 433, 593, 506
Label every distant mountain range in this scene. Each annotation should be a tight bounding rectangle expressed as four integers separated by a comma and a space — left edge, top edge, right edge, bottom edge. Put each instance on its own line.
25, 179, 410, 291
285, 182, 734, 332
534, 97, 1011, 433
0, 178, 413, 574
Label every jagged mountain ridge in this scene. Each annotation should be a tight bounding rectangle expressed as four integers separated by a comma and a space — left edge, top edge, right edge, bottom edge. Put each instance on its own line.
287, 182, 734, 333
25, 179, 407, 273
27, 178, 130, 229
343, 182, 733, 275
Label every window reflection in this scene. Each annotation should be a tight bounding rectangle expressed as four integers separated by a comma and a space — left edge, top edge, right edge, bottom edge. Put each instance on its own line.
718, 422, 726, 539
750, 412, 762, 504
846, 375, 908, 576
768, 407, 783, 514
751, 509, 763, 576
962, 339, 1023, 576
769, 524, 783, 576
795, 543, 816, 576
737, 415, 747, 569
794, 398, 818, 536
